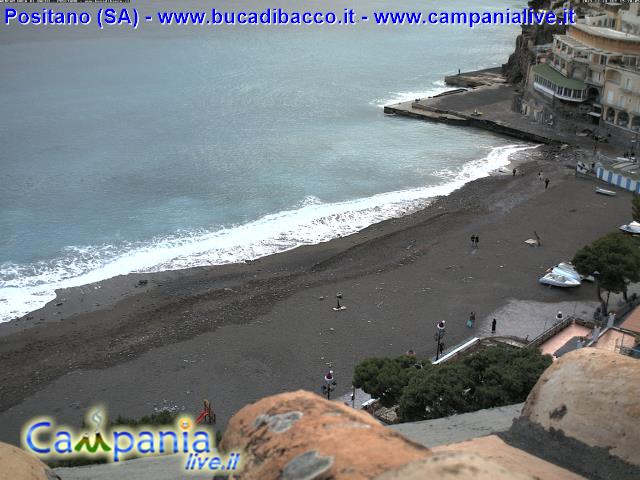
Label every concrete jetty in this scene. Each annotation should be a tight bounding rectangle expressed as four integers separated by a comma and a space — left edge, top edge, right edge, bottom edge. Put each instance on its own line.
384, 83, 559, 144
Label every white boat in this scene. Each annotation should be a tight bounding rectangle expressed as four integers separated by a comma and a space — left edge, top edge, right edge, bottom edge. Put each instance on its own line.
553, 263, 582, 282
539, 272, 581, 288
596, 187, 617, 196
620, 221, 640, 234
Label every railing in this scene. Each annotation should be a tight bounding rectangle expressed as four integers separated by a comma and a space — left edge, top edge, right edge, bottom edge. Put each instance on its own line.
527, 316, 575, 348
431, 337, 480, 365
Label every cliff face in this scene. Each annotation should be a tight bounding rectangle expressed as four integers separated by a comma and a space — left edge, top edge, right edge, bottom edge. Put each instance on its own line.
504, 30, 534, 84
503, 21, 566, 84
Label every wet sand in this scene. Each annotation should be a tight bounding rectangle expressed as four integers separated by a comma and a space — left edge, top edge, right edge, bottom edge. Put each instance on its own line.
0, 144, 634, 445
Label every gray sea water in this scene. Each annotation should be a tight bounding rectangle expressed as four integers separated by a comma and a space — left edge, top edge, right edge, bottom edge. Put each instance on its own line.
0, 0, 527, 322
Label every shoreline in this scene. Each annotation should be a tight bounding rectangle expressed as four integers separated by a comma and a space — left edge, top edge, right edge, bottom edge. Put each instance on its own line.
0, 142, 535, 330
1, 142, 635, 446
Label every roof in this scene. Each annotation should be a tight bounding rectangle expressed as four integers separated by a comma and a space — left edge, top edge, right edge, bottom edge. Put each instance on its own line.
572, 23, 640, 43
532, 63, 587, 90
593, 329, 637, 353
539, 323, 592, 359
621, 306, 640, 334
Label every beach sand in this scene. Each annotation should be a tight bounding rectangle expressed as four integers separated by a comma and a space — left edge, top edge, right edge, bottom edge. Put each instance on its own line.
0, 144, 634, 445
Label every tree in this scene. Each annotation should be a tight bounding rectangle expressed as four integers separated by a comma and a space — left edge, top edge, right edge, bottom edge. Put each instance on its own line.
399, 362, 470, 421
573, 232, 640, 309
633, 195, 640, 222
354, 346, 552, 422
461, 346, 552, 409
353, 355, 424, 408
398, 346, 551, 421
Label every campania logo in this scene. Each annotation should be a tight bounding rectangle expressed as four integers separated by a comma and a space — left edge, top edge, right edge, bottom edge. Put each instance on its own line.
21, 406, 242, 473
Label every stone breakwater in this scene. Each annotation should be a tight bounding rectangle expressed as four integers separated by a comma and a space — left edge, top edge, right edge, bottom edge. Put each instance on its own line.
384, 83, 558, 145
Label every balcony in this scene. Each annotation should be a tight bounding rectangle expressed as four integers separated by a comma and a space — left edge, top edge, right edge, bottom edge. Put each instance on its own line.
586, 76, 604, 86
532, 64, 587, 103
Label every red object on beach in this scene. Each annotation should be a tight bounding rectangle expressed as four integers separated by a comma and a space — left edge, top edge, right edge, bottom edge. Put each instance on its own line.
195, 399, 215, 425
194, 410, 208, 425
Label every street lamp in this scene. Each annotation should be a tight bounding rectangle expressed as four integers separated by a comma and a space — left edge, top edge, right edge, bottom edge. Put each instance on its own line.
333, 293, 346, 311
321, 370, 336, 400
434, 320, 446, 361
592, 270, 606, 320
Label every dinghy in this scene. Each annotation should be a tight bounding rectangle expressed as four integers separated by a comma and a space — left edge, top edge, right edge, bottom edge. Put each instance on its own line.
539, 272, 581, 288
620, 221, 640, 234
596, 187, 617, 196
553, 263, 582, 282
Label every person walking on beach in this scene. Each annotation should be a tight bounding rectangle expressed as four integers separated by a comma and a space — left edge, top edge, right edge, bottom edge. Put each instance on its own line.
538, 171, 543, 181
470, 235, 476, 247
491, 318, 497, 334
475, 235, 479, 248
467, 311, 476, 328
545, 177, 550, 189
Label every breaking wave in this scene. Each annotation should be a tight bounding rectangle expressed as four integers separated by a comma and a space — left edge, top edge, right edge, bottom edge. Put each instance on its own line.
0, 144, 537, 323
372, 82, 456, 108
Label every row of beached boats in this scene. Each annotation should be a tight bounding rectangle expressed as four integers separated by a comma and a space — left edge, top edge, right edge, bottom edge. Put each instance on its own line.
539, 262, 590, 288
539, 220, 639, 288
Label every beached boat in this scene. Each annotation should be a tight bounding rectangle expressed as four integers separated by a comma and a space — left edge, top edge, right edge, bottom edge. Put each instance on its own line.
595, 187, 617, 196
553, 263, 581, 281
539, 272, 581, 288
620, 221, 640, 234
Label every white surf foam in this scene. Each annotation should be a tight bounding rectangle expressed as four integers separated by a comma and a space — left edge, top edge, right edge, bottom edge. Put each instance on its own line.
0, 144, 537, 323
372, 82, 454, 108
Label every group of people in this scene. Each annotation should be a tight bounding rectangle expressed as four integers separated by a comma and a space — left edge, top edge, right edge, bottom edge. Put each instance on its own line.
470, 235, 480, 248
511, 168, 550, 189
466, 311, 497, 334
538, 171, 550, 189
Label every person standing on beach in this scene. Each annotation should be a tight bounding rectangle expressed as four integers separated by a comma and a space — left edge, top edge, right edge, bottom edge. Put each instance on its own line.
512, 168, 517, 176
467, 311, 475, 328
538, 171, 542, 181
545, 178, 550, 189
475, 235, 479, 248
470, 235, 476, 247
491, 318, 497, 334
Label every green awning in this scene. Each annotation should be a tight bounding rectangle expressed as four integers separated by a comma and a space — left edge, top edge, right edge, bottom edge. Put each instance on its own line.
532, 63, 586, 90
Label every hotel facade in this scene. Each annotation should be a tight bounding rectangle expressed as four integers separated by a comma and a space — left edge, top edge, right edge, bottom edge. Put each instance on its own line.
527, 5, 640, 133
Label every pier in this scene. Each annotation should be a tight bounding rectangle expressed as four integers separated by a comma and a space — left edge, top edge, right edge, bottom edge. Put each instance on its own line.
384, 82, 559, 145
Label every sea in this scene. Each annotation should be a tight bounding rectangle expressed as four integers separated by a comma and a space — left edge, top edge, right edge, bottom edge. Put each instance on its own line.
0, 0, 530, 323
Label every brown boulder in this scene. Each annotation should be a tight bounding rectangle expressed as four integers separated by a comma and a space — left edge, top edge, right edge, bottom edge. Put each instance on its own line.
0, 442, 59, 480
523, 348, 640, 466
220, 390, 431, 479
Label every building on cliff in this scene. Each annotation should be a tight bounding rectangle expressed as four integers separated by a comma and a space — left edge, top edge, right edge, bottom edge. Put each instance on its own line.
523, 4, 640, 142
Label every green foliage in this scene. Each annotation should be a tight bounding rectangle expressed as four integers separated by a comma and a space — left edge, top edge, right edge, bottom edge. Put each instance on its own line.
353, 355, 425, 407
111, 410, 176, 427
399, 362, 470, 421
353, 346, 552, 422
633, 195, 640, 222
573, 232, 640, 304
48, 411, 179, 468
